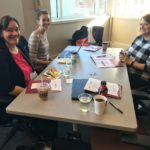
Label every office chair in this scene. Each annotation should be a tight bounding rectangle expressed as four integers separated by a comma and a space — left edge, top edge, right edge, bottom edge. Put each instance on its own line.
92, 26, 104, 46
122, 87, 150, 150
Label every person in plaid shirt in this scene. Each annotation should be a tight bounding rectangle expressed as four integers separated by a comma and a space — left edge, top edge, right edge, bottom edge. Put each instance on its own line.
120, 14, 150, 89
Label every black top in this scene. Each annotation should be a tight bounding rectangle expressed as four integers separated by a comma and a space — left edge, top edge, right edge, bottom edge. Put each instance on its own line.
0, 37, 34, 96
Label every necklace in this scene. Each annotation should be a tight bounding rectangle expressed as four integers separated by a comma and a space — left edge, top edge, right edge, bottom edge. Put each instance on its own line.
9, 46, 18, 54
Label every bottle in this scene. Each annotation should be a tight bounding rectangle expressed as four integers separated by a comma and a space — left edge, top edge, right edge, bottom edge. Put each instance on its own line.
98, 80, 108, 96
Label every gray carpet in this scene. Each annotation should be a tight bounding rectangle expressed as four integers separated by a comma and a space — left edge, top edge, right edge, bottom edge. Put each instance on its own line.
0, 128, 37, 150
1, 116, 149, 150
0, 122, 91, 150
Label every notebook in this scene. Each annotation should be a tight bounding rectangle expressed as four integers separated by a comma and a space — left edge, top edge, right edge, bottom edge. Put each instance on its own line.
71, 79, 97, 100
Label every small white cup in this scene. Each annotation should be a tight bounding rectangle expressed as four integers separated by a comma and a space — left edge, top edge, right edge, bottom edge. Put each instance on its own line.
94, 95, 107, 115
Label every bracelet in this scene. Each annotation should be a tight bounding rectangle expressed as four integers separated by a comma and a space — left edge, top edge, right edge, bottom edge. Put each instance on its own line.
130, 60, 135, 67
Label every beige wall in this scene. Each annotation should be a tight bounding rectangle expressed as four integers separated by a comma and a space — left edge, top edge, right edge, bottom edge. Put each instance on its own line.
110, 17, 140, 49
0, 0, 25, 33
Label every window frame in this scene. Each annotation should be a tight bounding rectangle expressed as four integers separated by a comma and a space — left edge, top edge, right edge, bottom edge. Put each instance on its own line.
50, 0, 106, 24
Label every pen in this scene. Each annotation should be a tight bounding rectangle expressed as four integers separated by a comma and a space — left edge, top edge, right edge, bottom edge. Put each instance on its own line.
109, 101, 123, 114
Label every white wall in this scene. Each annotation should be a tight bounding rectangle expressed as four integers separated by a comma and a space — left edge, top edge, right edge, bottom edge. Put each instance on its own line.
0, 0, 25, 34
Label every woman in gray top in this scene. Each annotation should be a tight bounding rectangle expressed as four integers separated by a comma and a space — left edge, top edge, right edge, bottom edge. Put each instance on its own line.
28, 10, 51, 74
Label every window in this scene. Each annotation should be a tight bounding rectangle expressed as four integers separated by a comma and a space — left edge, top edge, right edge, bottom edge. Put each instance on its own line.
50, 0, 106, 22
112, 0, 150, 18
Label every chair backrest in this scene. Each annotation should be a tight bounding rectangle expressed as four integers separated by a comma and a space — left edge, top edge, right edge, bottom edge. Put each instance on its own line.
92, 26, 104, 46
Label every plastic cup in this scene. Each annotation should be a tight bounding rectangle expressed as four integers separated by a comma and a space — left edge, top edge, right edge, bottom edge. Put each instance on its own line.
38, 83, 49, 100
78, 93, 92, 112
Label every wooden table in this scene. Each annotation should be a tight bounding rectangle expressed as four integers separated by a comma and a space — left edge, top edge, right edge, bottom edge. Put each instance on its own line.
6, 48, 137, 132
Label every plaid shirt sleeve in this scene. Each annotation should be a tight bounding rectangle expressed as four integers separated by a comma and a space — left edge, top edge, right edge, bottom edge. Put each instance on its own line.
127, 35, 150, 80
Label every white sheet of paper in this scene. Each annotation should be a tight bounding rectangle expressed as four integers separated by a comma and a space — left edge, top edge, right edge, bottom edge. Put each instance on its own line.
97, 60, 115, 68
50, 79, 62, 91
31, 83, 41, 89
82, 45, 101, 51
31, 79, 62, 91
91, 54, 115, 68
107, 82, 119, 96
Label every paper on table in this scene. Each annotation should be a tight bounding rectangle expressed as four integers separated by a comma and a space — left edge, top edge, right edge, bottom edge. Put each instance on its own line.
107, 82, 120, 96
97, 60, 115, 68
31, 83, 41, 89
91, 54, 116, 68
65, 45, 81, 52
82, 45, 101, 52
50, 79, 62, 91
91, 54, 114, 60
31, 79, 62, 91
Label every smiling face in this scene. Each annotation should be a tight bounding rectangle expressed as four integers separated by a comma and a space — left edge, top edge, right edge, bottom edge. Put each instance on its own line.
139, 18, 150, 36
38, 14, 50, 31
2, 20, 20, 47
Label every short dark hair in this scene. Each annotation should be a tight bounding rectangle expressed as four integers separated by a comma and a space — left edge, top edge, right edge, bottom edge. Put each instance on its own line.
0, 15, 20, 35
36, 9, 49, 20
141, 14, 150, 24
71, 26, 88, 45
